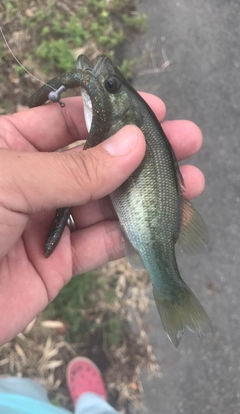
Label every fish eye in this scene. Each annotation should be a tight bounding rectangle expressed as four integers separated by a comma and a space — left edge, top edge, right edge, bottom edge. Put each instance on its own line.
104, 76, 121, 93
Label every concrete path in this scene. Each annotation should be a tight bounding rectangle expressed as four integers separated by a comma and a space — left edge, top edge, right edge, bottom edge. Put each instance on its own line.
126, 1, 240, 413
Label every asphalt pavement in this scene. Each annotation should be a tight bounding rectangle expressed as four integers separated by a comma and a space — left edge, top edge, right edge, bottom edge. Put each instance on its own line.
125, 1, 240, 413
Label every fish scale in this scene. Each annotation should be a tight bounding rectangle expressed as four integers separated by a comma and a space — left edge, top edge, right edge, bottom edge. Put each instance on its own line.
29, 54, 212, 347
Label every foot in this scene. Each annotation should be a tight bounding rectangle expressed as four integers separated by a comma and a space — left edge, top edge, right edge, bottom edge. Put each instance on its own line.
67, 357, 107, 405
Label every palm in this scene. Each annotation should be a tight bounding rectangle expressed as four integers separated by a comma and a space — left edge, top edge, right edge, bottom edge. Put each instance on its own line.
0, 94, 204, 344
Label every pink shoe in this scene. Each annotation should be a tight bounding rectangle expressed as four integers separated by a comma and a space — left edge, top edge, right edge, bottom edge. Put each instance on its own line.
67, 357, 107, 405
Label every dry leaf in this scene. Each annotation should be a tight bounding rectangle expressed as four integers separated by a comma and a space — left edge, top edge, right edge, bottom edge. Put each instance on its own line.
14, 344, 27, 364
46, 360, 63, 370
24, 318, 37, 334
41, 321, 65, 329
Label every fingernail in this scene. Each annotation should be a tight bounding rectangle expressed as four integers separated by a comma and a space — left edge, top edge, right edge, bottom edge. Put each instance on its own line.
103, 126, 138, 156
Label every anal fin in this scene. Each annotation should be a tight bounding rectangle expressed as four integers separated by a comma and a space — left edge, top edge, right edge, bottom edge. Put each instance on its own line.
120, 225, 145, 270
177, 197, 209, 254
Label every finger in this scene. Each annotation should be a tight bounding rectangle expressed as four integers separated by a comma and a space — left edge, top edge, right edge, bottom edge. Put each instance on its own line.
23, 166, 205, 288
0, 252, 49, 345
2, 93, 166, 152
180, 165, 205, 199
0, 125, 146, 214
3, 97, 87, 152
0, 125, 145, 257
70, 168, 205, 277
72, 197, 116, 229
71, 220, 124, 275
72, 164, 204, 230
139, 92, 166, 121
162, 120, 203, 161
70, 120, 203, 229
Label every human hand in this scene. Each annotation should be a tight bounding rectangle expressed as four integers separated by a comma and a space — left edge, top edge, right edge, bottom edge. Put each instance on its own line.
0, 93, 204, 345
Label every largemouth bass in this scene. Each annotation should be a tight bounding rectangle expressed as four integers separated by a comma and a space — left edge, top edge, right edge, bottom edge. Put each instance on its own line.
29, 55, 212, 347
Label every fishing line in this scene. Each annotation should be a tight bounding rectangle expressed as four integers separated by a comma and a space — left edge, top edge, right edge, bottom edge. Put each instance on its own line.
0, 26, 55, 90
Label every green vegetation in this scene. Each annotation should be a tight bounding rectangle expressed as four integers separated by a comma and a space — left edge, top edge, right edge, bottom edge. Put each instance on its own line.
35, 39, 76, 72
42, 272, 122, 347
0, 100, 10, 112
122, 13, 147, 30
0, 0, 147, 112
43, 273, 102, 342
105, 316, 122, 346
1, 0, 146, 75
119, 59, 136, 81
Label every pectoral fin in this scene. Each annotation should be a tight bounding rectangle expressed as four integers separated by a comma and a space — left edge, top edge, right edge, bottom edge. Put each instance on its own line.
177, 197, 209, 254
120, 226, 145, 270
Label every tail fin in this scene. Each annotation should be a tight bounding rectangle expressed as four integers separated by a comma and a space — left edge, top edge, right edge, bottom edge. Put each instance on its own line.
153, 284, 212, 347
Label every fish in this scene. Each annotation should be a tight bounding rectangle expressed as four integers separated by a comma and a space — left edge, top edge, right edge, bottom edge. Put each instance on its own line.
29, 54, 212, 346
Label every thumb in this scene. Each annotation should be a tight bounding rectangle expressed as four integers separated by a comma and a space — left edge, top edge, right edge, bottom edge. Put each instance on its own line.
0, 125, 146, 214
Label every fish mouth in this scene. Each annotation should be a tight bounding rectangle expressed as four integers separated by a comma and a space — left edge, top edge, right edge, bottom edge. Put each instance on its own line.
81, 87, 92, 133
92, 55, 109, 76
76, 54, 116, 133
78, 55, 110, 133
75, 55, 93, 132
76, 54, 110, 77
77, 53, 117, 78
76, 55, 94, 71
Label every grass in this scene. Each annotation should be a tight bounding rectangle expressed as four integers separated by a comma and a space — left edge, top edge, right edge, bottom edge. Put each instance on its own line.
43, 273, 102, 343
43, 272, 124, 347
0, 0, 147, 112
